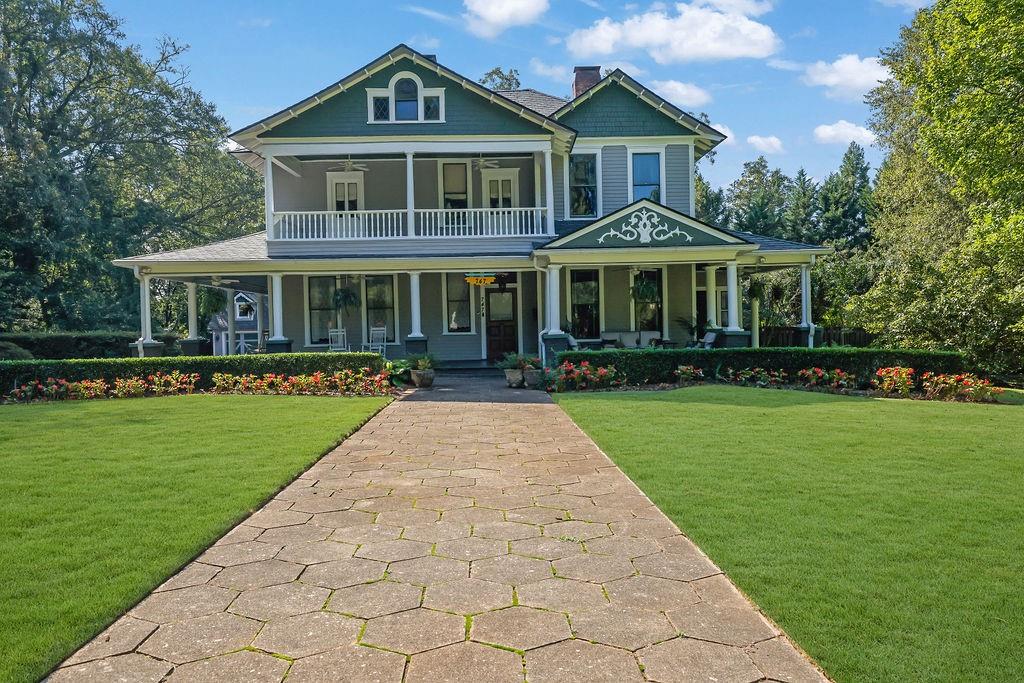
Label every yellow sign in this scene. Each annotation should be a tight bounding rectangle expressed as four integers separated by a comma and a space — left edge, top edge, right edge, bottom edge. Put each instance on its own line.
465, 272, 496, 286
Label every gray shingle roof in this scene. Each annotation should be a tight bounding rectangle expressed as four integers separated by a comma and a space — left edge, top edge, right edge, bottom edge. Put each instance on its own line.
119, 232, 270, 262
717, 228, 823, 251
495, 89, 568, 117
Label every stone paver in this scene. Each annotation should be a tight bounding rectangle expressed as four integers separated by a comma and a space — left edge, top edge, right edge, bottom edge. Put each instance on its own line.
57, 375, 825, 681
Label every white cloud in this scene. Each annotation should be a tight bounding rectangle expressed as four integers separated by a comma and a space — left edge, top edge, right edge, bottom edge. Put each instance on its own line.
530, 58, 572, 83
876, 0, 929, 8
603, 60, 646, 76
463, 0, 550, 38
409, 34, 441, 51
237, 17, 272, 28
803, 54, 889, 101
747, 134, 784, 153
813, 120, 876, 145
766, 58, 802, 71
651, 79, 712, 107
712, 122, 736, 145
579, 0, 604, 7
545, 34, 562, 45
565, 2, 781, 63
402, 5, 456, 23
696, 0, 773, 15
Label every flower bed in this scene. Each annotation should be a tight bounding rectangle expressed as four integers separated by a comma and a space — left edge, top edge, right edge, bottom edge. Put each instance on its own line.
544, 361, 623, 392
4, 369, 393, 403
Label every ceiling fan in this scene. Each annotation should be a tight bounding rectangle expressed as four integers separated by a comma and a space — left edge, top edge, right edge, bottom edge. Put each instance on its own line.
472, 157, 499, 170
210, 276, 240, 287
327, 157, 370, 172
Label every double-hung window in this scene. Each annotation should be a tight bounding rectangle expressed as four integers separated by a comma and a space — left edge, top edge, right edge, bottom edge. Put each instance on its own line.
631, 152, 661, 202
308, 276, 337, 345
442, 163, 469, 209
364, 275, 396, 343
444, 273, 473, 333
633, 268, 663, 333
569, 269, 601, 339
569, 154, 598, 218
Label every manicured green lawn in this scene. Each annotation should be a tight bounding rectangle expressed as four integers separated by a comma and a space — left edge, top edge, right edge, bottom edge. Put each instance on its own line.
0, 394, 389, 683
555, 386, 1024, 683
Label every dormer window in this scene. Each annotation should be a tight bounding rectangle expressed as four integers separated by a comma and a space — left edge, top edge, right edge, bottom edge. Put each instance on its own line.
366, 71, 445, 124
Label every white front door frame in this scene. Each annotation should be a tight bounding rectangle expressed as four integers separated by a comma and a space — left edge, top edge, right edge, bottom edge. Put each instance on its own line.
479, 167, 520, 208
479, 279, 524, 361
325, 171, 366, 211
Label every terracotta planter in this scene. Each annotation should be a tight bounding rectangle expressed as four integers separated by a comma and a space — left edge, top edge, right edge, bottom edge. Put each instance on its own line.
504, 369, 524, 387
410, 369, 435, 388
522, 368, 543, 388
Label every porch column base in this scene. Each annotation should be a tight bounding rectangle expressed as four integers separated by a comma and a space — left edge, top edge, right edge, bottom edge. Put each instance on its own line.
795, 325, 822, 348
179, 338, 210, 356
129, 341, 166, 358
404, 336, 428, 355
716, 330, 752, 348
540, 332, 572, 367
265, 338, 293, 354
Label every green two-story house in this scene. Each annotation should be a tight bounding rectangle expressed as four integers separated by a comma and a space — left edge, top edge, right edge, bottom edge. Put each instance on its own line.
116, 44, 828, 363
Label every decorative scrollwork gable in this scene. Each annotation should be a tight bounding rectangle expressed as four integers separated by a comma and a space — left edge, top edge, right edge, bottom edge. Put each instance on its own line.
596, 209, 693, 245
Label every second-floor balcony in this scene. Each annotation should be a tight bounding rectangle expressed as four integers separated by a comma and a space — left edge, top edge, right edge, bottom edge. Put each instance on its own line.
270, 207, 550, 241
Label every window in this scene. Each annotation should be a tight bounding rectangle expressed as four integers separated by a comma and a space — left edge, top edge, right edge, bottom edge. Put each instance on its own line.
632, 152, 661, 202
718, 289, 729, 327
365, 275, 396, 343
633, 269, 663, 333
444, 274, 473, 333
570, 269, 601, 339
442, 163, 469, 209
308, 276, 336, 345
569, 154, 598, 218
372, 96, 389, 121
424, 95, 441, 121
234, 293, 254, 321
394, 78, 418, 121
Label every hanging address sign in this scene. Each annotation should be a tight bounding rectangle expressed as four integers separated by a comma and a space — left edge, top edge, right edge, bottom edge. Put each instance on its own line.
464, 272, 497, 286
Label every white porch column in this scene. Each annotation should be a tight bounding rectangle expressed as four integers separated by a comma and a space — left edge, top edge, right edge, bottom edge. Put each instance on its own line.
270, 274, 285, 340
800, 263, 814, 348
225, 288, 236, 355
408, 271, 424, 338
405, 152, 415, 236
546, 264, 563, 333
704, 265, 719, 328
725, 261, 741, 331
751, 296, 760, 348
138, 274, 154, 343
543, 150, 555, 235
264, 154, 275, 235
185, 282, 199, 340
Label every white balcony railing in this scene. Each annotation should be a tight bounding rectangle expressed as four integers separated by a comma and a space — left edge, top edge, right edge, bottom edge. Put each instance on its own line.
270, 207, 548, 240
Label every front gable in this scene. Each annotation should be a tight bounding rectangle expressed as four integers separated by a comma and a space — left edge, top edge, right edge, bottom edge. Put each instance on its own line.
256, 58, 551, 140
555, 81, 698, 138
542, 200, 746, 250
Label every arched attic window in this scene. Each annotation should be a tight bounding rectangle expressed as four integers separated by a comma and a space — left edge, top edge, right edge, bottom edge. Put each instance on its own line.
366, 71, 445, 124
394, 78, 418, 120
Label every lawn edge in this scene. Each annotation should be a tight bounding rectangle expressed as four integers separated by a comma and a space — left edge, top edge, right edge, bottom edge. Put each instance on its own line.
43, 394, 394, 680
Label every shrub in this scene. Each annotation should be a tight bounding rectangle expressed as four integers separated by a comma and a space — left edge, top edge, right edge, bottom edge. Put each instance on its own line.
557, 348, 965, 387
921, 372, 1003, 402
675, 365, 705, 383
211, 370, 391, 396
722, 367, 788, 388
68, 379, 109, 400
0, 341, 33, 360
0, 352, 383, 394
147, 371, 199, 396
0, 331, 179, 359
872, 367, 916, 397
112, 377, 147, 398
544, 361, 623, 392
496, 352, 541, 370
797, 367, 857, 390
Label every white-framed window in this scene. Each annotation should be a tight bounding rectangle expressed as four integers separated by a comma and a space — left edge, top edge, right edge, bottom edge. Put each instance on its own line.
326, 171, 365, 211
569, 154, 598, 218
234, 293, 255, 321
366, 71, 445, 124
480, 168, 519, 208
631, 152, 662, 202
442, 273, 475, 335
438, 161, 471, 209
363, 274, 399, 343
567, 268, 602, 340
307, 276, 337, 346
631, 268, 664, 333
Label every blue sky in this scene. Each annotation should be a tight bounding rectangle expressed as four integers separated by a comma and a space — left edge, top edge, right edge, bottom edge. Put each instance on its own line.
106, 0, 925, 189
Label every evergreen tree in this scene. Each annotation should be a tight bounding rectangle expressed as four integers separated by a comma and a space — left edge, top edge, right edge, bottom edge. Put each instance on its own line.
725, 157, 791, 237
782, 169, 819, 242
817, 143, 873, 249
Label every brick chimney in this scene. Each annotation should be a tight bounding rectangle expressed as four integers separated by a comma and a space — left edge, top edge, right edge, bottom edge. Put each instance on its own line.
573, 66, 602, 98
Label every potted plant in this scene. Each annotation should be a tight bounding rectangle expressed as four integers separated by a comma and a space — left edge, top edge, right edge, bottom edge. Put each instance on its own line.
522, 357, 544, 388
407, 354, 436, 388
497, 352, 524, 387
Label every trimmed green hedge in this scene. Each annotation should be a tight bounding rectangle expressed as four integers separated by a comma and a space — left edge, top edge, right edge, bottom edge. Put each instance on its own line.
0, 352, 384, 393
557, 347, 967, 386
0, 331, 179, 359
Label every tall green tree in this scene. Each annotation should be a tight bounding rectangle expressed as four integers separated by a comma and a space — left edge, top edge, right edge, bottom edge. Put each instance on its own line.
725, 156, 791, 237
694, 170, 726, 225
817, 143, 873, 249
0, 0, 261, 332
782, 168, 818, 242
479, 66, 521, 90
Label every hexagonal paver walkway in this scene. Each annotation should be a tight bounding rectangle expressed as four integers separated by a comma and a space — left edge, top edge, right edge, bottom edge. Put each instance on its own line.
54, 375, 828, 682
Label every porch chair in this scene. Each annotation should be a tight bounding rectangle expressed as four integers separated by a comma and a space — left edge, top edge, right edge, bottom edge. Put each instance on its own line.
362, 326, 388, 358
639, 331, 662, 347
686, 331, 717, 349
328, 328, 350, 352
253, 329, 269, 353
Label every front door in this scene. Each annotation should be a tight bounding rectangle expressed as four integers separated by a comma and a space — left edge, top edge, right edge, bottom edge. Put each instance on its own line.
486, 289, 518, 362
